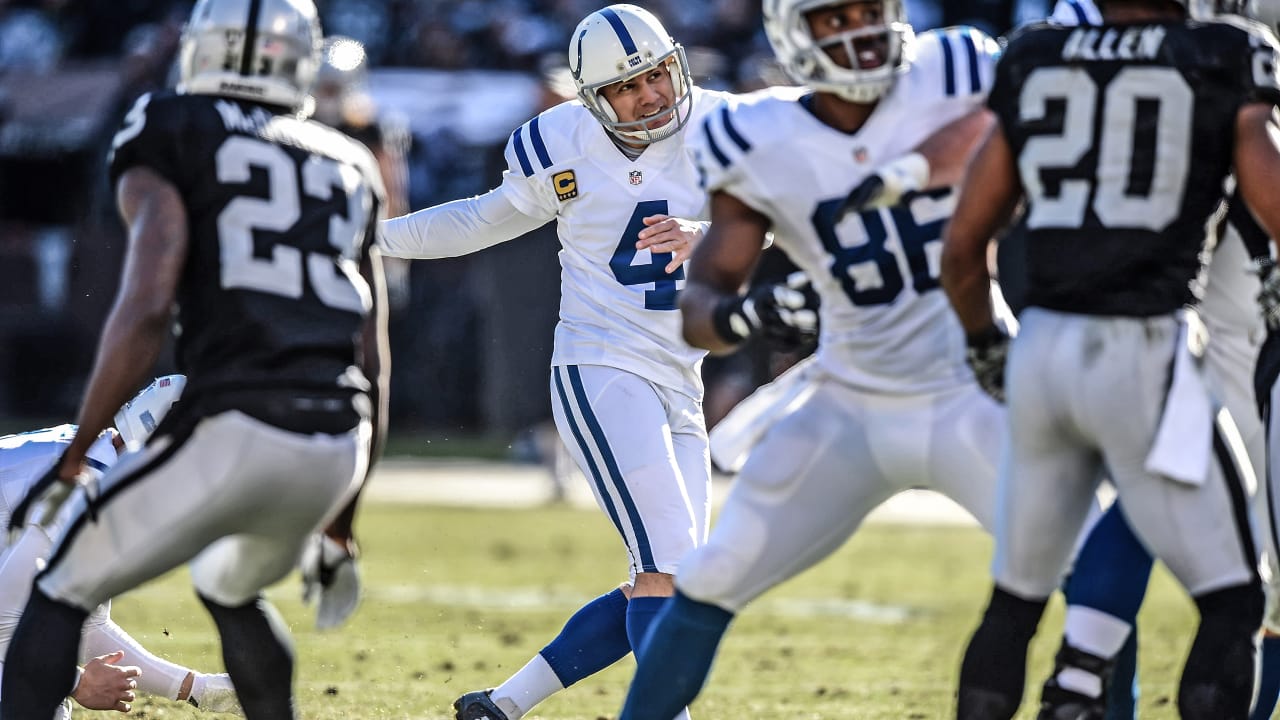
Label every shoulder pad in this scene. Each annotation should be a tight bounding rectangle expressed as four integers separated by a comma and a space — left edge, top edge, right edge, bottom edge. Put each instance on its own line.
505, 101, 586, 178
910, 27, 1001, 100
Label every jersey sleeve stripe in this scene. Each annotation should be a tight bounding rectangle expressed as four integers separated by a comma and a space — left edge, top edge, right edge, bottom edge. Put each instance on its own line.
960, 29, 982, 94
511, 126, 535, 177
1067, 0, 1093, 24
85, 456, 111, 473
528, 117, 554, 169
600, 7, 639, 55
939, 33, 958, 97
702, 116, 731, 169
718, 105, 752, 153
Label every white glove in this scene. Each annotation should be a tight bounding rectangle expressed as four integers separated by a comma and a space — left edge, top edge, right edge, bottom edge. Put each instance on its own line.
301, 534, 361, 630
837, 152, 931, 218
8, 465, 77, 546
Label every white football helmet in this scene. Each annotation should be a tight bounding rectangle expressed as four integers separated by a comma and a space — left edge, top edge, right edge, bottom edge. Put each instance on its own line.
177, 0, 323, 110
763, 0, 914, 103
567, 4, 695, 145
114, 375, 187, 451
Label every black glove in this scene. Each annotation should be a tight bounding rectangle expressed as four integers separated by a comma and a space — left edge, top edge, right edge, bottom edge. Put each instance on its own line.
1258, 259, 1280, 332
713, 272, 820, 351
965, 325, 1010, 403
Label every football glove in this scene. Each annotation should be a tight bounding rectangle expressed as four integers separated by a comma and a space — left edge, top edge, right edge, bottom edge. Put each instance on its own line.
8, 459, 77, 545
301, 533, 361, 630
837, 152, 930, 219
1257, 258, 1280, 332
965, 325, 1010, 403
712, 272, 820, 352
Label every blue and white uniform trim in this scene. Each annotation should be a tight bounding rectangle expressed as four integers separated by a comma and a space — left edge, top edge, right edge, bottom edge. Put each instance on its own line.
510, 119, 555, 178
554, 365, 659, 573
936, 27, 985, 97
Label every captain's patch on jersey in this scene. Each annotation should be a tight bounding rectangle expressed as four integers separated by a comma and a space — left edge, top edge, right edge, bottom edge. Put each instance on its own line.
629, 170, 643, 186
553, 170, 578, 201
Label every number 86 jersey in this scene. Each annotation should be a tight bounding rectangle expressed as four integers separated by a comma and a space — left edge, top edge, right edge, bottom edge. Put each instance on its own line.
691, 28, 999, 394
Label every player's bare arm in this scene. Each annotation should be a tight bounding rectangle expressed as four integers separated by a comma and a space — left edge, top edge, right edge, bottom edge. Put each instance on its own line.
916, 108, 997, 189
72, 651, 141, 713
1235, 103, 1280, 249
58, 167, 187, 481
636, 214, 705, 273
679, 191, 770, 354
940, 121, 1021, 336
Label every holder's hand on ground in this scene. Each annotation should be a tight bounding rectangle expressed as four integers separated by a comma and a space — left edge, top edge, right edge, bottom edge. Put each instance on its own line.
301, 533, 361, 630
636, 214, 704, 273
74, 651, 141, 713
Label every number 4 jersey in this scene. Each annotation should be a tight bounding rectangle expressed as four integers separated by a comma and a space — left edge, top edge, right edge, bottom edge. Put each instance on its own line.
991, 19, 1280, 316
108, 92, 385, 396
692, 28, 1000, 394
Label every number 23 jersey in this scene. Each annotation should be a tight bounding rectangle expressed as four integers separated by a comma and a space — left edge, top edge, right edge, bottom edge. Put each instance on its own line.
691, 28, 999, 394
500, 87, 733, 401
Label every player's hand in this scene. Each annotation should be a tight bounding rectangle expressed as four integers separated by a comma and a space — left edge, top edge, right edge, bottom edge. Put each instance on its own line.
1257, 259, 1280, 332
965, 325, 1010, 403
836, 152, 930, 219
636, 214, 703, 274
713, 272, 820, 351
73, 651, 141, 713
7, 457, 78, 545
301, 533, 361, 630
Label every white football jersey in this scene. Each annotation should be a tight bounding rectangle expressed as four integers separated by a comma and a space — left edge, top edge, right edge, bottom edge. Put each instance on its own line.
0, 425, 117, 535
498, 86, 733, 400
1049, 0, 1102, 25
691, 28, 999, 394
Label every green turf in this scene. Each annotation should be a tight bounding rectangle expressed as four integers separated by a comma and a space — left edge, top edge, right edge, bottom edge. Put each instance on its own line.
79, 501, 1195, 719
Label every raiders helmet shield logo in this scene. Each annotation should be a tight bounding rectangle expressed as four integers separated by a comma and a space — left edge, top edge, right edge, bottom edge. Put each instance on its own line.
629, 170, 643, 186
553, 170, 578, 201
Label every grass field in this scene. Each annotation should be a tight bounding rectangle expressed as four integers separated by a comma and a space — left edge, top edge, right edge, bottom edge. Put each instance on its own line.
79, 498, 1198, 719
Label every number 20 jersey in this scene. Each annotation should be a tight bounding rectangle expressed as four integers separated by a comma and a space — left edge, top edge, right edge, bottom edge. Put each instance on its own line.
108, 92, 385, 396
990, 20, 1280, 316
499, 87, 734, 401
691, 28, 1000, 394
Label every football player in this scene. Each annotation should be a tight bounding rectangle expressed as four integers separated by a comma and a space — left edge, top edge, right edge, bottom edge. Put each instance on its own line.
0, 0, 388, 716
378, 6, 800, 718
943, 0, 1280, 717
995, 2, 1280, 719
0, 376, 241, 716
615, 2, 1005, 718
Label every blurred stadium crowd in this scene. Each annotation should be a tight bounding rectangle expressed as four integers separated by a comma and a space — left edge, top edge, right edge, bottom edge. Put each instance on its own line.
0, 0, 1050, 446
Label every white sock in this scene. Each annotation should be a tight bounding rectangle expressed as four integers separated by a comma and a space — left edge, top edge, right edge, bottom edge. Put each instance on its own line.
1056, 605, 1132, 698
491, 654, 565, 719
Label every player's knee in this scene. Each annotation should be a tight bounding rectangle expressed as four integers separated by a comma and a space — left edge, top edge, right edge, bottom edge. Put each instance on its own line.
675, 543, 754, 612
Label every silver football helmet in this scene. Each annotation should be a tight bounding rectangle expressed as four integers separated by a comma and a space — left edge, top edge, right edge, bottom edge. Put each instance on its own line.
178, 0, 323, 110
114, 375, 186, 451
763, 0, 913, 103
567, 4, 695, 145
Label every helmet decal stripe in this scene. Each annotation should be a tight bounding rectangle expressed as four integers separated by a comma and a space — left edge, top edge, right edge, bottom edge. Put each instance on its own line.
511, 126, 535, 177
529, 116, 554, 169
938, 32, 957, 97
240, 0, 264, 76
718, 105, 751, 153
959, 29, 981, 94
599, 7, 639, 56
1066, 0, 1093, 24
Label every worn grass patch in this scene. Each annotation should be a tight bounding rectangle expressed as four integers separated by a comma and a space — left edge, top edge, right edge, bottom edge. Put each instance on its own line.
79, 501, 1194, 719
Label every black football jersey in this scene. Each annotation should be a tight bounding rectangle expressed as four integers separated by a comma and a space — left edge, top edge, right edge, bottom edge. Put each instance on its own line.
108, 92, 385, 397
989, 19, 1280, 316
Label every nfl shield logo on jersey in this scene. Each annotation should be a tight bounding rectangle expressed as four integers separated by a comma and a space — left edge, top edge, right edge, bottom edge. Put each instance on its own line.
629, 170, 643, 186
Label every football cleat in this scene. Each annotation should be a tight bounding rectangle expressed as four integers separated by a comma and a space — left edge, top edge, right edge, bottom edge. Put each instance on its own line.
189, 673, 244, 715
453, 689, 510, 720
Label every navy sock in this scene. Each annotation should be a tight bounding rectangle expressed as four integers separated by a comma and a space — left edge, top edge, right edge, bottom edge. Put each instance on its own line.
625, 595, 668, 656
539, 587, 631, 687
1105, 629, 1139, 720
1251, 636, 1280, 720
618, 591, 734, 720
1066, 503, 1155, 623
0, 587, 87, 719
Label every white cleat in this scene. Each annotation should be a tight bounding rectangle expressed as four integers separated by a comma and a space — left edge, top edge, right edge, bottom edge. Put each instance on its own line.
189, 673, 244, 716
